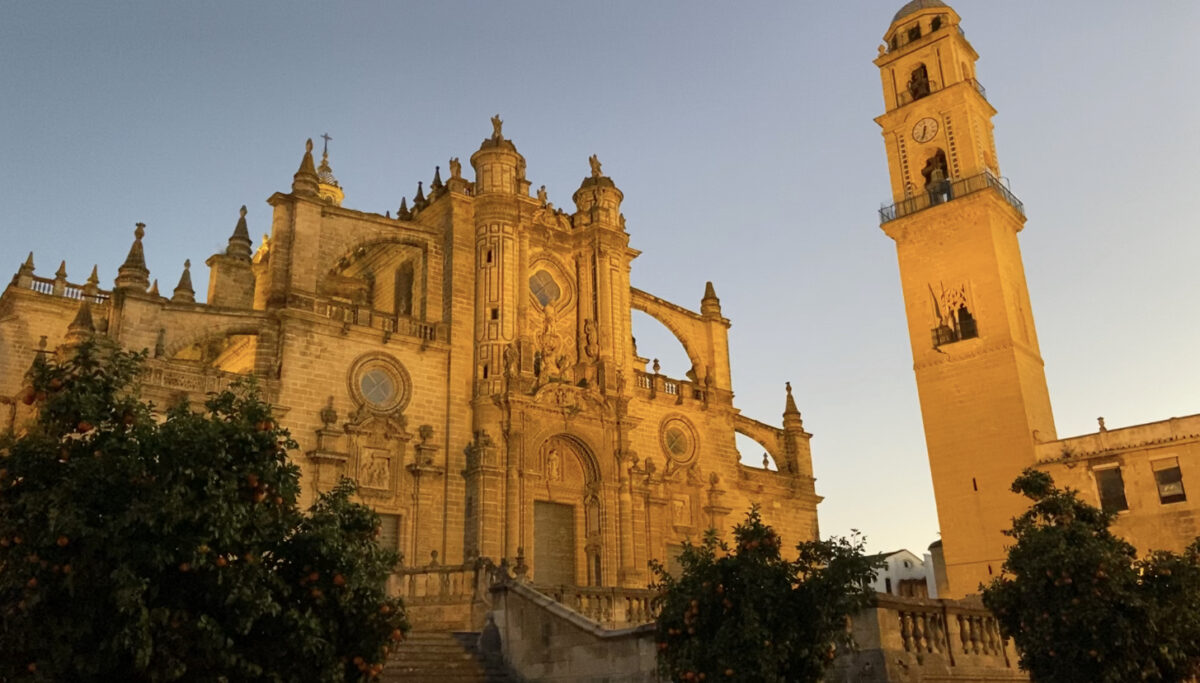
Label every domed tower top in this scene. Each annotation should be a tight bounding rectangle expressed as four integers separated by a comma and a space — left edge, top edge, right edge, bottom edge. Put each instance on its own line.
881, 0, 960, 55
893, 0, 947, 22
470, 115, 529, 196
316, 133, 344, 206
572, 155, 624, 232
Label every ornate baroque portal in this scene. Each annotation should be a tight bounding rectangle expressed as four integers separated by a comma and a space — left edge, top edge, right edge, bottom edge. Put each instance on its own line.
534, 434, 603, 587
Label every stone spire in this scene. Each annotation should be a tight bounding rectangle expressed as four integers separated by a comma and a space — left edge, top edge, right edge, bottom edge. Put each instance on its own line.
64, 298, 95, 345
397, 197, 412, 220
701, 280, 722, 317
783, 381, 803, 428
14, 252, 34, 288
148, 279, 160, 297
413, 181, 426, 209
171, 260, 195, 303
291, 138, 320, 197
114, 223, 150, 291
83, 265, 100, 297
225, 205, 253, 260
431, 165, 444, 191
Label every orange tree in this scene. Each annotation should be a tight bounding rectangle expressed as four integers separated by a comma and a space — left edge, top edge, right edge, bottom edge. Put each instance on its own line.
650, 508, 879, 682
983, 469, 1200, 682
0, 341, 407, 681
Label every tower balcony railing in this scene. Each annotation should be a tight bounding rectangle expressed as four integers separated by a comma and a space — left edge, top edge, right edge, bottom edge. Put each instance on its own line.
879, 170, 1024, 224
895, 76, 986, 109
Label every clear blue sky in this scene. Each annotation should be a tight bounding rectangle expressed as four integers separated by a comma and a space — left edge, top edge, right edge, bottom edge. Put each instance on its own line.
3, 2, 1198, 556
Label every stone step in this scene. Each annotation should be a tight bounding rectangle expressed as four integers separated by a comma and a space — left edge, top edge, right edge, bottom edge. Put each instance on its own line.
381, 631, 514, 683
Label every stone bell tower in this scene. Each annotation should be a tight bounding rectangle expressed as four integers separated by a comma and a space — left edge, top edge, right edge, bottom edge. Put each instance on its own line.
875, 0, 1056, 597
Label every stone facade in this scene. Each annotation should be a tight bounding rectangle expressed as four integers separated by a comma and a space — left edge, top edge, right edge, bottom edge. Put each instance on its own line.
0, 122, 820, 601
877, 0, 1200, 597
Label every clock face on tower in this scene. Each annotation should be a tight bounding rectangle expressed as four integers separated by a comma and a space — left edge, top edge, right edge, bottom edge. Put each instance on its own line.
912, 117, 939, 143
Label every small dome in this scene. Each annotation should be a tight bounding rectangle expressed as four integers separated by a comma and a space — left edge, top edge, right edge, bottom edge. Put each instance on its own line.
893, 0, 948, 22
317, 154, 339, 188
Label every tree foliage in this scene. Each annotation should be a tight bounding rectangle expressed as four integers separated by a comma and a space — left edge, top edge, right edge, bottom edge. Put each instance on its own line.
650, 507, 880, 682
983, 468, 1200, 682
0, 341, 408, 681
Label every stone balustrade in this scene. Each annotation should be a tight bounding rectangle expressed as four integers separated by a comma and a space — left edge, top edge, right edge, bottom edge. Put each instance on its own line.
390, 559, 504, 631
830, 593, 1026, 682
297, 295, 446, 343
533, 585, 656, 628
17, 273, 110, 304
631, 369, 706, 404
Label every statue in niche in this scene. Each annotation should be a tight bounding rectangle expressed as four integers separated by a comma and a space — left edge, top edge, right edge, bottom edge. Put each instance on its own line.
503, 343, 518, 378
546, 447, 562, 482
536, 304, 564, 378
490, 115, 503, 140
449, 157, 461, 179
583, 318, 599, 360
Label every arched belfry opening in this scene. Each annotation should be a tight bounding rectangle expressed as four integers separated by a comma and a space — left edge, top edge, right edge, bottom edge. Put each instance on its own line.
533, 434, 604, 587
922, 149, 951, 204
907, 63, 931, 100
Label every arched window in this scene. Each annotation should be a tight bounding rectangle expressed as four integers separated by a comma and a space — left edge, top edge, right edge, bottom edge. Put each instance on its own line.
921, 149, 949, 189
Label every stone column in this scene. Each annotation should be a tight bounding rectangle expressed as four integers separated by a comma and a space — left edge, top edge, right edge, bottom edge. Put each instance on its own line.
505, 429, 523, 563
617, 453, 637, 586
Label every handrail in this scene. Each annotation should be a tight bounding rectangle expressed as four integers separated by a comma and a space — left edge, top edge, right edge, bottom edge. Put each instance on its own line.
879, 170, 1023, 224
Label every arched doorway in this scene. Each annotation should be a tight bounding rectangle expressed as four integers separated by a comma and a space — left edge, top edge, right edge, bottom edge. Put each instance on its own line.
532, 434, 603, 587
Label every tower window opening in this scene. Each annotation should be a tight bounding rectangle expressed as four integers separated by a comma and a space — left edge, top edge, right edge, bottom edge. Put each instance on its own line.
956, 305, 978, 340
490, 307, 499, 320
482, 364, 489, 379
972, 477, 978, 491
1095, 467, 1130, 513
931, 16, 943, 32
987, 564, 993, 576
907, 25, 922, 43
485, 249, 493, 264
907, 63, 931, 101
922, 149, 951, 205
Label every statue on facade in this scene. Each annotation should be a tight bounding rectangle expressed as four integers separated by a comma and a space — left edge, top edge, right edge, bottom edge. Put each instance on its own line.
588, 154, 602, 178
490, 115, 503, 140
583, 318, 599, 360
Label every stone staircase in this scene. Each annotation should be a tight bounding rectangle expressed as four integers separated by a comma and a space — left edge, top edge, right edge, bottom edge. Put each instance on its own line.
382, 631, 513, 682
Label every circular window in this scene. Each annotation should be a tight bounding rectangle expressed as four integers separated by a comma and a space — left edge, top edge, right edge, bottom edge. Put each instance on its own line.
360, 369, 396, 408
348, 353, 411, 414
659, 416, 698, 465
530, 270, 561, 307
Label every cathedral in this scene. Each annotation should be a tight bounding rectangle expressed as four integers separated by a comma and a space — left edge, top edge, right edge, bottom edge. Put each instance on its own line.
0, 118, 819, 592
877, 0, 1200, 598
